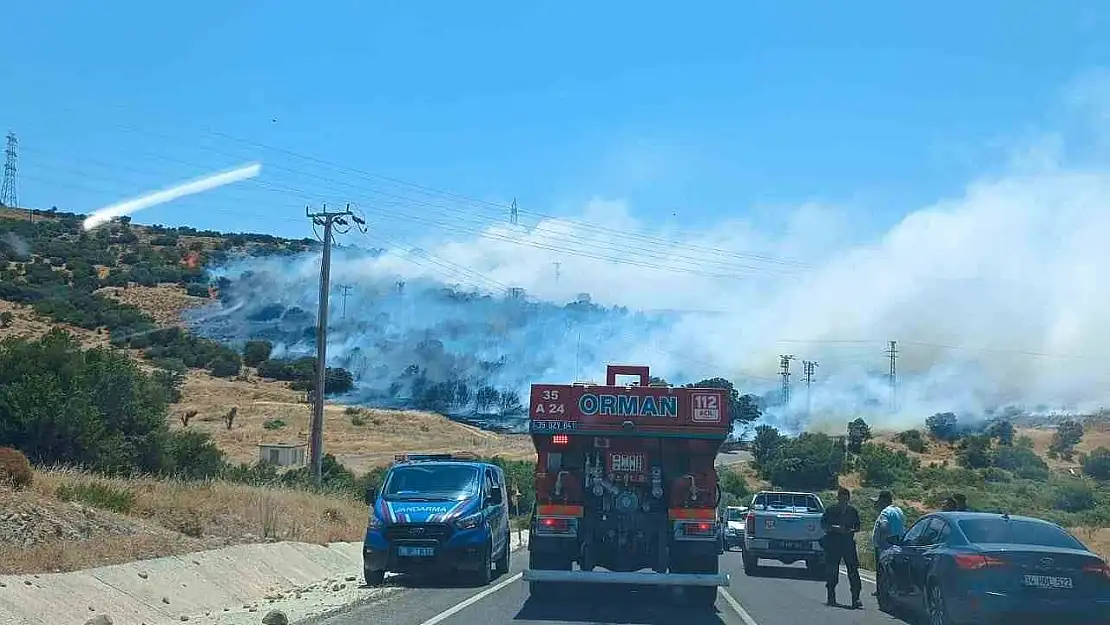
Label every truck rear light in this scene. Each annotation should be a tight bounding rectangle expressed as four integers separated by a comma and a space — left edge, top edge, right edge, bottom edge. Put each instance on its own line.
745, 512, 755, 535
678, 520, 717, 537
552, 434, 569, 445
953, 554, 1008, 570
536, 516, 577, 536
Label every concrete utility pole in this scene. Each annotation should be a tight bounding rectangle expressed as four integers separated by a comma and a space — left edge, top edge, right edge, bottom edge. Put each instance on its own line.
802, 360, 818, 417
779, 355, 796, 406
885, 340, 898, 412
306, 203, 365, 486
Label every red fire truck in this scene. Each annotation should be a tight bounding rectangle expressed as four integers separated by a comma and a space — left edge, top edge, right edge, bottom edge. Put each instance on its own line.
522, 365, 732, 605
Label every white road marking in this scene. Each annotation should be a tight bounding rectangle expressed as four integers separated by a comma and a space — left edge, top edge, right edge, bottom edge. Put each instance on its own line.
416, 572, 523, 625
840, 567, 877, 584
718, 588, 760, 625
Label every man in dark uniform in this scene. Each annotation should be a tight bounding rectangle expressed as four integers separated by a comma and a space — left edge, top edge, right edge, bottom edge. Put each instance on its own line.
821, 486, 863, 608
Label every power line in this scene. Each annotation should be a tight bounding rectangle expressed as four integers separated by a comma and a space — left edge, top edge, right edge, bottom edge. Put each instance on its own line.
306, 202, 366, 486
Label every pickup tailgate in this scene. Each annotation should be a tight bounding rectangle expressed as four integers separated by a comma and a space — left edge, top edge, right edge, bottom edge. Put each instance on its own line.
750, 509, 824, 541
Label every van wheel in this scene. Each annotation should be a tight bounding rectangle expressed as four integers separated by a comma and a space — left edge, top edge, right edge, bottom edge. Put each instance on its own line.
494, 541, 510, 576
470, 541, 493, 586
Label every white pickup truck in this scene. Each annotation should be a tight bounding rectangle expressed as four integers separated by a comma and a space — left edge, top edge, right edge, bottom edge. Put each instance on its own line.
741, 491, 826, 576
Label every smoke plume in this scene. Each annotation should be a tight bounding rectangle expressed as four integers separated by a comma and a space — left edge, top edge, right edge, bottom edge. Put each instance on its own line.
186, 74, 1110, 434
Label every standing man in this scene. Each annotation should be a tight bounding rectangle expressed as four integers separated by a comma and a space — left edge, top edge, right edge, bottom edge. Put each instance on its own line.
870, 490, 905, 596
821, 486, 863, 608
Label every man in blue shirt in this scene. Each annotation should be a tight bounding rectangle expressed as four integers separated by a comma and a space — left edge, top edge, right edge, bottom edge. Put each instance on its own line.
871, 490, 905, 597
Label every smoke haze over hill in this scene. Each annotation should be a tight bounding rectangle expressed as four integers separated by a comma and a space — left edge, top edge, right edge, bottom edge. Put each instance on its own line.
185, 74, 1110, 434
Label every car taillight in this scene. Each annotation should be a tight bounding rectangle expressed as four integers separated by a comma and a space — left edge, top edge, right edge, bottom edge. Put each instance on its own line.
953, 553, 1008, 570
1082, 561, 1110, 581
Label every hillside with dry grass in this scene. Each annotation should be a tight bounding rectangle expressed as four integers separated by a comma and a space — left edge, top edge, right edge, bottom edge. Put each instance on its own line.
0, 209, 533, 471
0, 469, 367, 575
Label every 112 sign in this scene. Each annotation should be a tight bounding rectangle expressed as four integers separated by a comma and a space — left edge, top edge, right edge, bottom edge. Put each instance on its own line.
691, 393, 722, 422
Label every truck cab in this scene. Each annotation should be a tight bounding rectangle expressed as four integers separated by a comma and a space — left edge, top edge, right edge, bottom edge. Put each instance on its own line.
363, 452, 511, 586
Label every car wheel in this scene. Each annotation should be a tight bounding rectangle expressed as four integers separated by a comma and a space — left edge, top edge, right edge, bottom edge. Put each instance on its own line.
494, 540, 510, 576
926, 582, 952, 625
364, 567, 385, 586
876, 572, 894, 613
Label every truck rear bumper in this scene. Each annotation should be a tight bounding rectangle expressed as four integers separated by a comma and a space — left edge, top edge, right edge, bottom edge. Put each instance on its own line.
523, 569, 730, 587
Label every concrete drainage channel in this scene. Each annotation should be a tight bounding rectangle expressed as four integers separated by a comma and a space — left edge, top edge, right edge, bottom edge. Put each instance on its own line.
0, 531, 530, 625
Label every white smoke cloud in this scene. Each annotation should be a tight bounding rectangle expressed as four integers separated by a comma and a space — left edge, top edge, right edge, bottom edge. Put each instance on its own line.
191, 72, 1110, 433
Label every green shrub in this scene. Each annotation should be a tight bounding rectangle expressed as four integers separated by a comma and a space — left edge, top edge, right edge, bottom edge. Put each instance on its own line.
0, 447, 33, 489
56, 481, 136, 513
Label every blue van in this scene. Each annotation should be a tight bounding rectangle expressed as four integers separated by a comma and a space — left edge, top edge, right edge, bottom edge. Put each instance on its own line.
363, 453, 511, 586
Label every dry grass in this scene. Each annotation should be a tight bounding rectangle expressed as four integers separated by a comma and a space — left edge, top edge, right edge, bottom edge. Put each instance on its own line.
0, 468, 368, 575
174, 370, 535, 472
95, 283, 210, 326
0, 300, 109, 347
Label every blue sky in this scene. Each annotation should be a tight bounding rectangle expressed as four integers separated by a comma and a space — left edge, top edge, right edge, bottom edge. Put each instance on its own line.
3, 1, 1109, 244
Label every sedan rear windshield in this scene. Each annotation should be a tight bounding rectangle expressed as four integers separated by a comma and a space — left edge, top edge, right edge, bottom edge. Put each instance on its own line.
752, 493, 823, 512
958, 518, 1085, 550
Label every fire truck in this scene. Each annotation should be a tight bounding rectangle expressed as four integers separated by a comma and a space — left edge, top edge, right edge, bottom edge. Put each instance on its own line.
522, 365, 732, 604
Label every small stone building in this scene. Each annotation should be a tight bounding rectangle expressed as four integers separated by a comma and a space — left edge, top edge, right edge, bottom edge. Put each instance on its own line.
258, 442, 307, 467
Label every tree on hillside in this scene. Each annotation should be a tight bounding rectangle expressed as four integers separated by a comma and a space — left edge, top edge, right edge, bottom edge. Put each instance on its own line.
0, 330, 171, 474
1080, 447, 1110, 481
242, 339, 273, 366
759, 432, 846, 491
858, 442, 918, 487
751, 424, 785, 469
957, 433, 994, 469
846, 417, 873, 453
986, 419, 1015, 446
1049, 420, 1084, 460
926, 412, 960, 442
895, 429, 928, 453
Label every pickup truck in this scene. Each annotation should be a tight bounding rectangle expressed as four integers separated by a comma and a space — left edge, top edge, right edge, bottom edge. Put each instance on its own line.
741, 491, 825, 576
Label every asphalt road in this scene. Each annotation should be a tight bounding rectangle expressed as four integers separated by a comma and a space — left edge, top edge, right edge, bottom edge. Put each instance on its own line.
320, 550, 907, 625
716, 450, 753, 467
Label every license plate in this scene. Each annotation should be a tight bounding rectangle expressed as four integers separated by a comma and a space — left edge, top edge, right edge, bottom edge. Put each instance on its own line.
397, 546, 435, 557
609, 453, 645, 473
1022, 574, 1072, 589
780, 541, 807, 550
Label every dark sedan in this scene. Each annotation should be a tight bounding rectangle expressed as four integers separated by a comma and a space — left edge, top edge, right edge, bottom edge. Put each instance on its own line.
876, 511, 1110, 625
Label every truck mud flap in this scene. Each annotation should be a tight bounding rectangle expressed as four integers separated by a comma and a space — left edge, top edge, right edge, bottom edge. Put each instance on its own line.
523, 569, 730, 587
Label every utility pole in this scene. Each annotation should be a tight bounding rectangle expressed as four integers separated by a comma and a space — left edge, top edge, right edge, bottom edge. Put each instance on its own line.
802, 360, 818, 416
779, 354, 796, 406
510, 198, 519, 225
885, 340, 898, 412
306, 203, 366, 486
553, 261, 561, 284
336, 284, 353, 319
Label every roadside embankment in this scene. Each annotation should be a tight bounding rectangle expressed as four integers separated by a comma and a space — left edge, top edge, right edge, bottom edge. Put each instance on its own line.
0, 531, 530, 625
